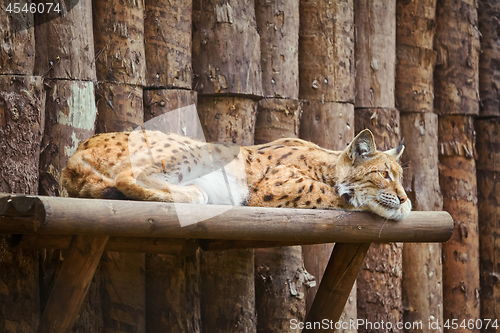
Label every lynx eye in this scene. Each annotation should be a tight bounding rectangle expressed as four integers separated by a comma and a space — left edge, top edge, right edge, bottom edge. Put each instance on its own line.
379, 171, 391, 180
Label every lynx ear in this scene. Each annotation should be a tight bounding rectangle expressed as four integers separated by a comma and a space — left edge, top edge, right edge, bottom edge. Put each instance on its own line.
347, 129, 376, 162
386, 138, 405, 160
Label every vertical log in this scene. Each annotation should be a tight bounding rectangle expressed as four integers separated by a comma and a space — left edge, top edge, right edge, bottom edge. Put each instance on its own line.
396, 2, 444, 331
255, 0, 300, 99
192, 0, 262, 96
299, 1, 355, 325
355, 108, 403, 333
355, 0, 396, 108
95, 81, 145, 333
475, 118, 500, 329
433, 0, 480, 116
92, 0, 146, 86
299, 0, 355, 103
0, 3, 34, 74
144, 0, 192, 89
0, 75, 44, 333
438, 115, 480, 331
400, 113, 443, 333
434, 1, 481, 329
254, 98, 308, 332
143, 89, 201, 333
34, 0, 96, 81
197, 95, 257, 333
478, 0, 500, 117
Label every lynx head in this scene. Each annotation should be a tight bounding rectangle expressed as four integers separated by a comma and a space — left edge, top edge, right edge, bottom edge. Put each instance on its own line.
336, 129, 411, 220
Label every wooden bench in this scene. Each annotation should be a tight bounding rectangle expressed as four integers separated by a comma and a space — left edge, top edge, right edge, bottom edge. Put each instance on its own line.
0, 194, 453, 333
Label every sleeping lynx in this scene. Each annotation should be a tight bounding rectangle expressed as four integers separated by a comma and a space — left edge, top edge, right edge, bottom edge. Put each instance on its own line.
62, 129, 411, 220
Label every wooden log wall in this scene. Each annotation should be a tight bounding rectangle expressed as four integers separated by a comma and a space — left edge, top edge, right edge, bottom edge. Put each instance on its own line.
354, 1, 404, 331
192, 1, 261, 332
395, 1, 444, 332
477, 0, 500, 327
434, 0, 482, 329
298, 1, 357, 328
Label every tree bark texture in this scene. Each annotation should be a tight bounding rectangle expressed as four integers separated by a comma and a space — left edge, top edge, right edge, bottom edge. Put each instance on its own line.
144, 0, 192, 89
299, 101, 354, 151
255, 0, 299, 99
354, 0, 396, 108
34, 0, 96, 81
254, 98, 302, 145
0, 5, 34, 75
474, 118, 500, 331
395, 0, 437, 113
143, 88, 201, 333
0, 75, 44, 333
478, 0, 500, 117
92, 0, 146, 85
95, 83, 144, 134
433, 0, 480, 115
299, 0, 355, 103
400, 112, 443, 333
438, 115, 480, 332
197, 96, 257, 145
39, 80, 97, 197
253, 96, 308, 333
95, 82, 145, 333
355, 107, 403, 333
198, 94, 257, 333
145, 253, 200, 333
192, 0, 262, 96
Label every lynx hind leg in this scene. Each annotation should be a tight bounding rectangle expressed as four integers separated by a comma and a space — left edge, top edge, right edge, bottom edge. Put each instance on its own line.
248, 166, 340, 209
114, 167, 208, 204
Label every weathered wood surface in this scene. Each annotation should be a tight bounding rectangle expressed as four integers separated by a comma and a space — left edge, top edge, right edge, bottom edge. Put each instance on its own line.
16, 234, 198, 255
0, 75, 43, 333
34, 0, 96, 80
474, 118, 500, 327
146, 252, 200, 333
192, 0, 262, 96
354, 0, 396, 108
434, 0, 480, 115
0, 195, 454, 243
92, 0, 146, 85
400, 112, 444, 333
0, 4, 34, 74
254, 98, 302, 145
299, 0, 354, 103
355, 108, 400, 150
95, 83, 144, 134
144, 0, 192, 89
197, 96, 257, 145
39, 80, 97, 197
299, 101, 354, 150
256, 0, 299, 99
303, 243, 371, 333
478, 0, 500, 117
438, 115, 480, 330
37, 235, 109, 333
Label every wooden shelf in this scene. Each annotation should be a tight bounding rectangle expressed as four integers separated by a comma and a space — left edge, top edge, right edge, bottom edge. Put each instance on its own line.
0, 193, 454, 333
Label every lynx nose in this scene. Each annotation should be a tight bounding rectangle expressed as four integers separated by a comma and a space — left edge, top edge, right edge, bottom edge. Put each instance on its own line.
399, 196, 407, 204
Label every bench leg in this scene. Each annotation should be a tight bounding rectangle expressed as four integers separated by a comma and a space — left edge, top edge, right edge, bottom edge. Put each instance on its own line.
37, 235, 109, 333
303, 243, 371, 333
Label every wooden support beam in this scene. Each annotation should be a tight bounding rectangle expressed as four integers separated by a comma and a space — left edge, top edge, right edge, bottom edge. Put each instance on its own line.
14, 234, 198, 255
0, 195, 454, 243
37, 235, 109, 333
303, 243, 371, 333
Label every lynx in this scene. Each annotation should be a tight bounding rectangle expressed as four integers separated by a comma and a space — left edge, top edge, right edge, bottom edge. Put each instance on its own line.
62, 129, 411, 220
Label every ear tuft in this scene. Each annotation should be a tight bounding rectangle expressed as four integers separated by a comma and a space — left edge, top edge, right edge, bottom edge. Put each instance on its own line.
347, 129, 376, 162
386, 138, 405, 160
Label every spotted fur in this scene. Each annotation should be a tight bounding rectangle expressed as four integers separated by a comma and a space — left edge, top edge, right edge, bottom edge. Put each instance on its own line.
62, 129, 411, 220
